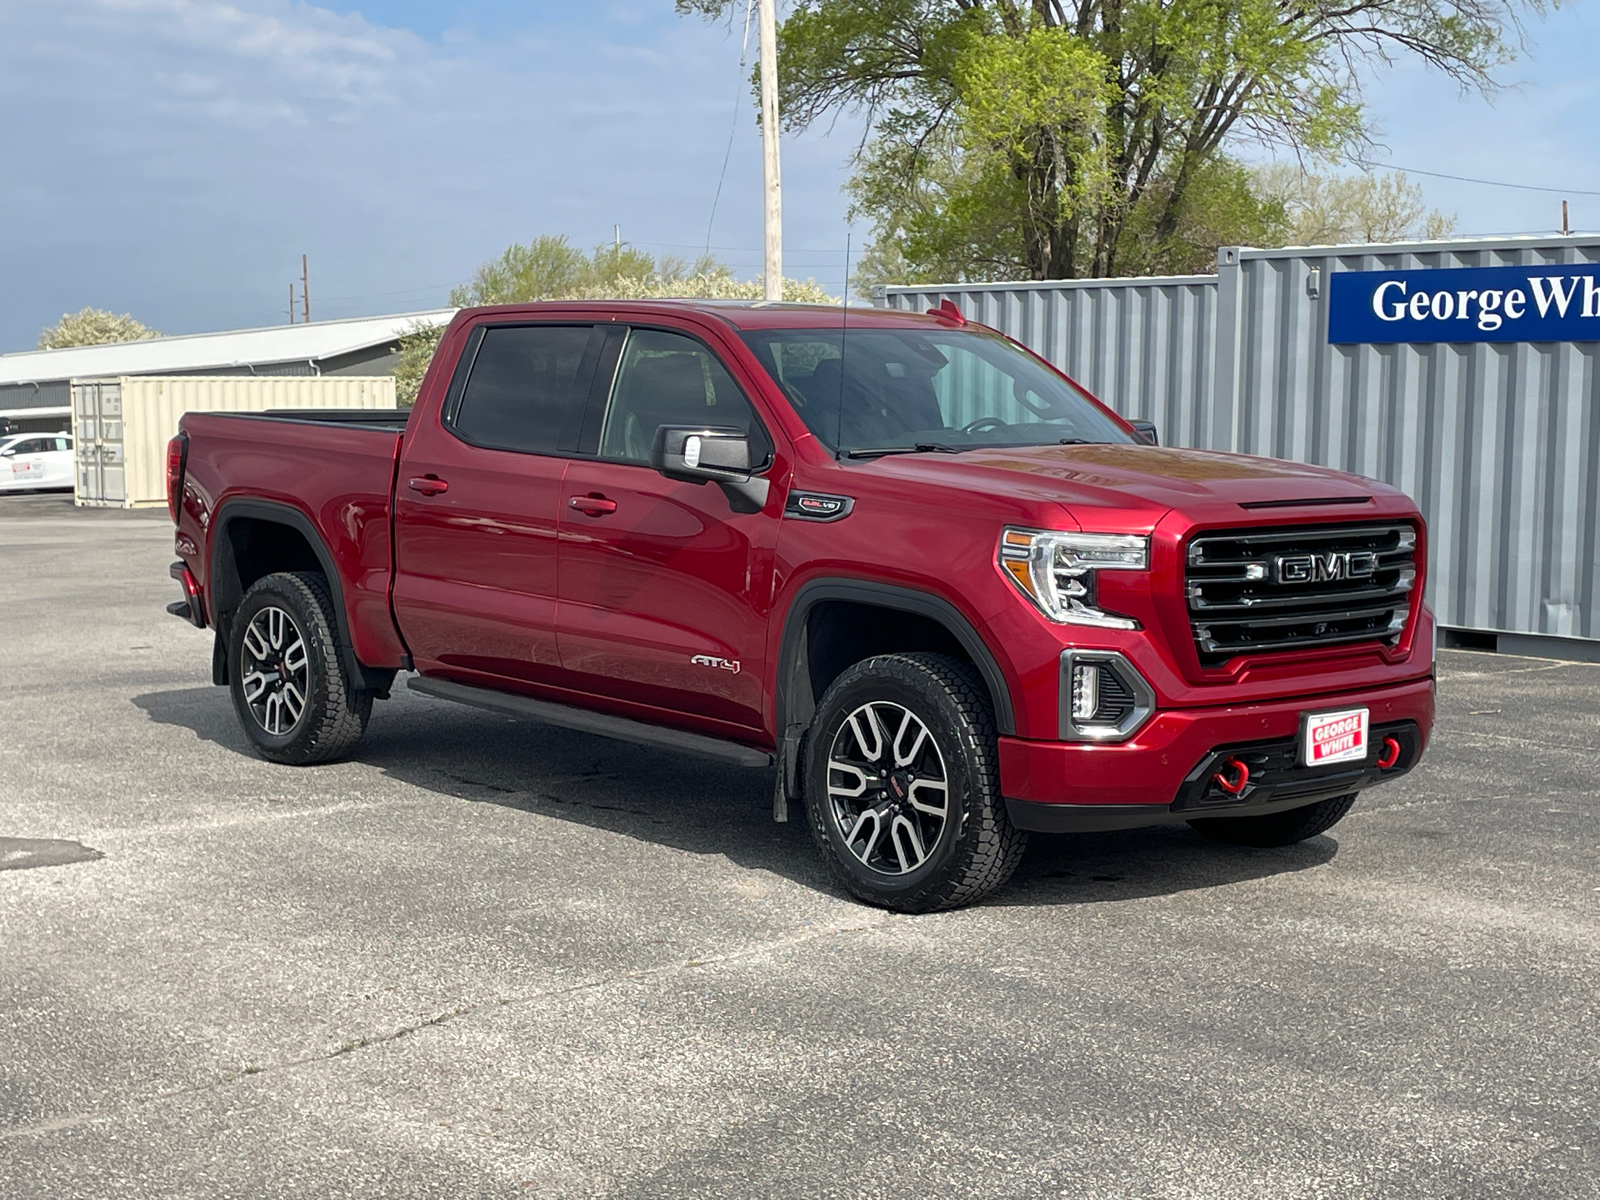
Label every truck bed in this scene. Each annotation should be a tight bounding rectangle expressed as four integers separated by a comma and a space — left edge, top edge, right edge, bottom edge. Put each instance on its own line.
178, 409, 408, 668
256, 408, 412, 430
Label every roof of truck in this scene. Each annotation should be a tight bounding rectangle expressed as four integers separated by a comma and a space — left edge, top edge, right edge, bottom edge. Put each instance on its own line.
453, 300, 959, 331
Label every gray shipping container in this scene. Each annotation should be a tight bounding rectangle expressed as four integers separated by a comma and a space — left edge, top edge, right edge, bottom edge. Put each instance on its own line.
880, 235, 1600, 655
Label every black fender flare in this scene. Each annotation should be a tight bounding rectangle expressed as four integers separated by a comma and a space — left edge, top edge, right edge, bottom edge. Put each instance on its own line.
209, 498, 388, 691
772, 578, 1018, 801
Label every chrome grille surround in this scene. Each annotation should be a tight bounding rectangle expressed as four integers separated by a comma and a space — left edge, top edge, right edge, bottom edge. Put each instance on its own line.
1185, 523, 1417, 668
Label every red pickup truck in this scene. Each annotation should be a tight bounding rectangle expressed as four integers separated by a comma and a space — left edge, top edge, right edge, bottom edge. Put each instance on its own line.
166, 300, 1434, 911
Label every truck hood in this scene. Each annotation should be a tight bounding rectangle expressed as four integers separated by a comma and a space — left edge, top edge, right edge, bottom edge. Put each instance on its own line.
867, 443, 1391, 529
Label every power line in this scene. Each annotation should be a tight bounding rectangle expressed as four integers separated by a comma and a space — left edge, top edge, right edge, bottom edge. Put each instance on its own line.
705, 0, 756, 261
313, 282, 458, 302
622, 238, 850, 256
1369, 162, 1600, 198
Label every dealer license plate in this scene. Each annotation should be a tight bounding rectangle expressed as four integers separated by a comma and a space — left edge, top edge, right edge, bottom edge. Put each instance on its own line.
1302, 707, 1369, 767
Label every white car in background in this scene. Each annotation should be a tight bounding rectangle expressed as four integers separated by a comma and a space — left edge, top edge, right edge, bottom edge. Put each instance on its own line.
0, 433, 74, 492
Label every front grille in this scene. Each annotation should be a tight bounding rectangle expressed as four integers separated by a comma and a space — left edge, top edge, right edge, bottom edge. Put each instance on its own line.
1185, 522, 1417, 668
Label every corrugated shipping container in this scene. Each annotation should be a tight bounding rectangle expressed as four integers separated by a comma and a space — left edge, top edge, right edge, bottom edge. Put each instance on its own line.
881, 235, 1600, 649
72, 375, 397, 508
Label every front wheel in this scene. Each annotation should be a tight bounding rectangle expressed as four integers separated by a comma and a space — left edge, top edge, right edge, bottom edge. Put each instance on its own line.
228, 571, 371, 765
1188, 793, 1358, 847
804, 653, 1027, 913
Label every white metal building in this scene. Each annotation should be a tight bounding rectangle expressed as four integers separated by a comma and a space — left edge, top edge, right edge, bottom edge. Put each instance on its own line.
0, 309, 453, 432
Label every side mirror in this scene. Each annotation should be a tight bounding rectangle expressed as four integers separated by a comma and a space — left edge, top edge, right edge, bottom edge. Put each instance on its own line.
0, 449, 13, 458
650, 425, 770, 514
1129, 420, 1158, 446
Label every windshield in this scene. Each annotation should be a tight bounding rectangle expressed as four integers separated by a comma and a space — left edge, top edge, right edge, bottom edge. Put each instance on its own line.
740, 325, 1134, 456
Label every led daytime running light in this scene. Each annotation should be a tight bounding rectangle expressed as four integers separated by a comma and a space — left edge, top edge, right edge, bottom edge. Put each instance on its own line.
1000, 528, 1148, 628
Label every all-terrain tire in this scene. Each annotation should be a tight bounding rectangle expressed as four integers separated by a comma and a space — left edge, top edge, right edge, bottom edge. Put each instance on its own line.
228, 571, 371, 765
1188, 793, 1358, 848
803, 652, 1027, 913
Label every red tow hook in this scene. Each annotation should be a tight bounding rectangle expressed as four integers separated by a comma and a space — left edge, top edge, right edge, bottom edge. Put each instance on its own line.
1377, 736, 1402, 770
1213, 757, 1250, 795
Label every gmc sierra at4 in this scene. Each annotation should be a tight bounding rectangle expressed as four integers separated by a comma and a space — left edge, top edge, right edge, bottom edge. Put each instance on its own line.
165, 299, 1434, 911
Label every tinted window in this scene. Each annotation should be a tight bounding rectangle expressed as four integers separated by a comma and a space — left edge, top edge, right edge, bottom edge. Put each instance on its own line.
599, 329, 770, 464
10, 439, 43, 454
452, 325, 595, 454
740, 327, 1133, 456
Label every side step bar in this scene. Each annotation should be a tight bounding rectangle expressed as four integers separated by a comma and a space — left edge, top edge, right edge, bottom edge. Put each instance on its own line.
406, 675, 774, 769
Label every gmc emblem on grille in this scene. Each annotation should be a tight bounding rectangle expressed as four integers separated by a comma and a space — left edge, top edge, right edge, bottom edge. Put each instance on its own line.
1274, 551, 1378, 584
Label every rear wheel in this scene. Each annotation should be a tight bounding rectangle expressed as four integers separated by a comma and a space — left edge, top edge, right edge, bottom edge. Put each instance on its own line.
804, 653, 1026, 912
1188, 793, 1358, 847
229, 571, 370, 765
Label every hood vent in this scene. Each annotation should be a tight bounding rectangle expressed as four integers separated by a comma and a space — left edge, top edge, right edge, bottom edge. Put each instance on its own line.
1238, 496, 1373, 510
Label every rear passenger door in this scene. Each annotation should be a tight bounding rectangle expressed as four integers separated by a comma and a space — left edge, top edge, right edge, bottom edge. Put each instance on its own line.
392, 322, 601, 688
556, 325, 782, 733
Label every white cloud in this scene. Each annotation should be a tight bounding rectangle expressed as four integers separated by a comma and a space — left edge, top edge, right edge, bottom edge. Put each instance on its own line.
0, 0, 865, 348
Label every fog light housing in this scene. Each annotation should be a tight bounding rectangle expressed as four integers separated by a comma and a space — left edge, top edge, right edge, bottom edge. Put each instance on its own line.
1059, 650, 1155, 742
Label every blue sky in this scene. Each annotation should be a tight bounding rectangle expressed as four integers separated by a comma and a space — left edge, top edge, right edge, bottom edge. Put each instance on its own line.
1, 0, 1597, 353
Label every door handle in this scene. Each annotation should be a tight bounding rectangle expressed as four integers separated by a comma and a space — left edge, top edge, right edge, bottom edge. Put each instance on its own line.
408, 475, 449, 496
569, 494, 618, 516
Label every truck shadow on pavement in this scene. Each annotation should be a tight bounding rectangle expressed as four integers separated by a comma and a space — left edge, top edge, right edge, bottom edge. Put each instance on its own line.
134, 685, 1338, 909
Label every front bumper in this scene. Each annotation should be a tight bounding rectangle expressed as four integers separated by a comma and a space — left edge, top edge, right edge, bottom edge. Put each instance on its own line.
999, 675, 1434, 832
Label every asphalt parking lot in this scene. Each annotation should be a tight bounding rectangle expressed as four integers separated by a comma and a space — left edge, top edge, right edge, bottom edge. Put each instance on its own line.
2, 492, 1597, 1199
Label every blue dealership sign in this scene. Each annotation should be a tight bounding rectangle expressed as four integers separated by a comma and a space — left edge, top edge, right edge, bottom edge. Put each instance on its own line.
1328, 264, 1600, 344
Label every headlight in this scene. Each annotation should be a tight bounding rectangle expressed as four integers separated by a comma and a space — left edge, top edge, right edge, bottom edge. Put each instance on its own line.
999, 528, 1148, 629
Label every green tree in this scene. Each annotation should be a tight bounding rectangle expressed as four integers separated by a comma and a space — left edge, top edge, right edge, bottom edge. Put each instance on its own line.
394, 321, 446, 407
395, 239, 837, 405
680, 0, 1535, 282
38, 307, 161, 349
448, 235, 770, 307
1252, 165, 1456, 246
448, 235, 593, 306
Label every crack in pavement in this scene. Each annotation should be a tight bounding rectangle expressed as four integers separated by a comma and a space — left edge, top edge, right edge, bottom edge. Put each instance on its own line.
1443, 660, 1598, 678
0, 913, 894, 1143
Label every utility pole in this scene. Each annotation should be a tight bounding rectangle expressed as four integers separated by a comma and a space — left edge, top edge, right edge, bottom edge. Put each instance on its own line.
288, 284, 296, 324
301, 254, 311, 323
1562, 200, 1570, 236
757, 0, 781, 302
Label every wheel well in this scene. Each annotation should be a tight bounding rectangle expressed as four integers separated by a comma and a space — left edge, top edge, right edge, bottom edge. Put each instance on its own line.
803, 600, 978, 710
213, 516, 326, 632
772, 593, 1011, 808
207, 504, 393, 695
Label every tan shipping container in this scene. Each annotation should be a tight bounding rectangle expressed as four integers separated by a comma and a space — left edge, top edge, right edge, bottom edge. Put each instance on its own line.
71, 375, 397, 508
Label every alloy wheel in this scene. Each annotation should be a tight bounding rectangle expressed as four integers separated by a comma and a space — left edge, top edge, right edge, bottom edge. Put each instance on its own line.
826, 700, 950, 875
239, 605, 309, 736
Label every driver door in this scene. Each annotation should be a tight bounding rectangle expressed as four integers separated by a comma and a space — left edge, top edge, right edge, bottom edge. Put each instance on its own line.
556, 325, 781, 733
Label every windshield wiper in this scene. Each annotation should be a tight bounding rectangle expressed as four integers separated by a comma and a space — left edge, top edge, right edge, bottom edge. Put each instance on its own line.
1056, 437, 1095, 445
845, 442, 964, 459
